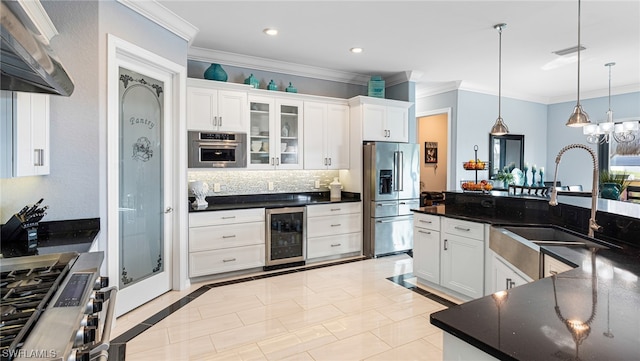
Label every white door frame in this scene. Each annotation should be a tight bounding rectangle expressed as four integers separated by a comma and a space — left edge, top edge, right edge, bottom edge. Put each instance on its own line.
416, 107, 453, 190
106, 34, 189, 316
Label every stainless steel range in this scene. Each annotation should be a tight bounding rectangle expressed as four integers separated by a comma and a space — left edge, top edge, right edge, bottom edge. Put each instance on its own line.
0, 252, 116, 361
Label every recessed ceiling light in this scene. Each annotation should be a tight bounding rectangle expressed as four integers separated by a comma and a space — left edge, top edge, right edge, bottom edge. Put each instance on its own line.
263, 28, 278, 36
350, 47, 363, 54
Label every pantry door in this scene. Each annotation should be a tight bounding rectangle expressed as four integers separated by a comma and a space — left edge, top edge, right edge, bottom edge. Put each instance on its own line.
107, 35, 185, 316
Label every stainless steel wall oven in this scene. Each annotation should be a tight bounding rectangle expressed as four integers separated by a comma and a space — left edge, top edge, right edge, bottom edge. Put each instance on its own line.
188, 131, 246, 168
265, 208, 306, 268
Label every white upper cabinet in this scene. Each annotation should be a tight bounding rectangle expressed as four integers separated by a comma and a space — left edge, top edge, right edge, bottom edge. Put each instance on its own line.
303, 101, 349, 169
248, 95, 303, 170
186, 78, 248, 132
349, 96, 411, 143
1, 91, 50, 177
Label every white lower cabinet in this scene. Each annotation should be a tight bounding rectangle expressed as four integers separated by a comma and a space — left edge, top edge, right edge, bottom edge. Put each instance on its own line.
413, 213, 486, 300
188, 208, 265, 277
489, 252, 533, 294
413, 213, 440, 284
306, 202, 362, 260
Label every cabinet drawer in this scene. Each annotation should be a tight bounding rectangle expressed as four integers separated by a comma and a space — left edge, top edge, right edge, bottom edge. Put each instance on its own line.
442, 218, 484, 240
189, 245, 264, 277
189, 208, 264, 227
307, 233, 361, 259
306, 202, 361, 217
307, 213, 361, 238
189, 222, 264, 252
414, 213, 440, 231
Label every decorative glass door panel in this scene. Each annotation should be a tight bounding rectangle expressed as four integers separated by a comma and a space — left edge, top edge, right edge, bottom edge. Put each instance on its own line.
118, 67, 164, 289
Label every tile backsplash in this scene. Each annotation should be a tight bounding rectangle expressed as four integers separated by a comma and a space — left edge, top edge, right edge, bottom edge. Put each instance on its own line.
188, 170, 341, 196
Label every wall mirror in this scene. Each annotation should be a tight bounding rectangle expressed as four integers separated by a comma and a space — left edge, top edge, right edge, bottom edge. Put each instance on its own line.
489, 134, 525, 179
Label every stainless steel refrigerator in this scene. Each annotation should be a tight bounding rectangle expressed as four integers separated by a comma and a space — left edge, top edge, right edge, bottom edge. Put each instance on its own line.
363, 142, 420, 258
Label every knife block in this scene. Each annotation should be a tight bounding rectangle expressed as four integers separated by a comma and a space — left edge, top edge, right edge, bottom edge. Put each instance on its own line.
1, 213, 39, 251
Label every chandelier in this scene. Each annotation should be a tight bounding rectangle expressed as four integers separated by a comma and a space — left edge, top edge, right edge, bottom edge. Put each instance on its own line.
583, 62, 639, 144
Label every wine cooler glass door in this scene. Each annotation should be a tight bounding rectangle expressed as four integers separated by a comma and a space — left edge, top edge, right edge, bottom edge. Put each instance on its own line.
266, 207, 306, 266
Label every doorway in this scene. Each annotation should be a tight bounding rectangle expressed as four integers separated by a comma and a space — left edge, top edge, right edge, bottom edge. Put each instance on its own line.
417, 110, 450, 192
107, 35, 186, 316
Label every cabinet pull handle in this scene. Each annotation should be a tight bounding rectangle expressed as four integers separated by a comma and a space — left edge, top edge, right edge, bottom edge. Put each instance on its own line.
276, 157, 280, 165
271, 157, 275, 165
506, 278, 512, 290
454, 226, 471, 232
331, 224, 341, 227
418, 230, 431, 235
218, 116, 222, 127
324, 158, 327, 166
222, 235, 236, 239
223, 258, 236, 263
221, 216, 236, 219
34, 149, 44, 166
509, 280, 516, 289
328, 158, 332, 166
331, 243, 341, 247
419, 220, 432, 224
330, 208, 341, 211
213, 116, 218, 126
444, 239, 448, 250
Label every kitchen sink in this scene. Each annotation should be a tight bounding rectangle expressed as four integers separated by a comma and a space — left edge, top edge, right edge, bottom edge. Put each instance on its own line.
489, 225, 610, 281
502, 226, 608, 249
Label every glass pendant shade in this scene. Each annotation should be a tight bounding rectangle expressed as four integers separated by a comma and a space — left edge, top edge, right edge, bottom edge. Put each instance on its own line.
490, 117, 509, 135
566, 104, 590, 127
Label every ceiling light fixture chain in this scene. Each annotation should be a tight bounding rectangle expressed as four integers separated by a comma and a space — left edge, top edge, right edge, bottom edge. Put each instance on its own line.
490, 23, 509, 136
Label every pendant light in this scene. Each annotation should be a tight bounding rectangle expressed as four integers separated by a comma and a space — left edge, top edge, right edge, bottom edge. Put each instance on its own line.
490, 23, 509, 136
566, 0, 591, 127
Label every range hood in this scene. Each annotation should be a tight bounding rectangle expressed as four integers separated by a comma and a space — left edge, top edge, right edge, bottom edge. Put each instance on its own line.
0, 0, 74, 96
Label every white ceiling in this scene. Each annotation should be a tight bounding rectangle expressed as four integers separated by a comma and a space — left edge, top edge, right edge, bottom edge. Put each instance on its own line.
157, 0, 640, 104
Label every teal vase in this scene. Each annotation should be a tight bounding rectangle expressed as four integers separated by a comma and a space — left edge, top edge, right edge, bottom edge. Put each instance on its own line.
204, 63, 227, 82
600, 183, 621, 200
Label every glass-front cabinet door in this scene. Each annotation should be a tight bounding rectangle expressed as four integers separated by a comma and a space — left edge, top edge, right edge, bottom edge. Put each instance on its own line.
277, 99, 303, 169
248, 95, 303, 169
249, 95, 273, 168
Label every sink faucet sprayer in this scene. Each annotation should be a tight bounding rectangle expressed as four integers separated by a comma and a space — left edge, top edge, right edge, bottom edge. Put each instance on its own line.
549, 144, 602, 238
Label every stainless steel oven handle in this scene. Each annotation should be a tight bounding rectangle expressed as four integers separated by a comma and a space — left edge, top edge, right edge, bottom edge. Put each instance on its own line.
194, 141, 239, 148
89, 286, 118, 356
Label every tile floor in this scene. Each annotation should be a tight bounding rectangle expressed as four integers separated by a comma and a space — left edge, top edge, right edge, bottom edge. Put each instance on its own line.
111, 254, 459, 360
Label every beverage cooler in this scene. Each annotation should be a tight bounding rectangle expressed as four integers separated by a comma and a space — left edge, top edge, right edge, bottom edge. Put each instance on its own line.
265, 207, 306, 268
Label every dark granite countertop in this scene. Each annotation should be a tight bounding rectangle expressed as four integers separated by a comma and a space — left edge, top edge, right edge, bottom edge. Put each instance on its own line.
188, 191, 361, 212
1, 218, 98, 258
415, 194, 640, 360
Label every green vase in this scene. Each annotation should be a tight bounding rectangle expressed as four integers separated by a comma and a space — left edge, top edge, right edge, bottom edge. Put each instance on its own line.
204, 63, 227, 82
600, 183, 621, 200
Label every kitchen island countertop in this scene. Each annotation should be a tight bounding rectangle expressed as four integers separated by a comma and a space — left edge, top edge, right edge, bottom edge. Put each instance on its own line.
414, 194, 640, 360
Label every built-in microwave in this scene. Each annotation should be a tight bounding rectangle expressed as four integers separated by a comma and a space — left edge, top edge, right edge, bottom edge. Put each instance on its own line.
188, 131, 247, 168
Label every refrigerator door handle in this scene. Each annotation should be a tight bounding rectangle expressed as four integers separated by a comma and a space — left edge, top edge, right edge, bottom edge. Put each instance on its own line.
394, 151, 404, 191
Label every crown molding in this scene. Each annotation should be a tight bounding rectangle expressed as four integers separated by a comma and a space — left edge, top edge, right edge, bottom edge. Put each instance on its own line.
17, 0, 57, 43
549, 83, 640, 104
385, 71, 424, 87
415, 81, 463, 99
188, 47, 371, 86
116, 0, 199, 43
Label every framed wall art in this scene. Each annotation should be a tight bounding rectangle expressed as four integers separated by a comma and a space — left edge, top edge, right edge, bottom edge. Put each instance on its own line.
425, 142, 438, 164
